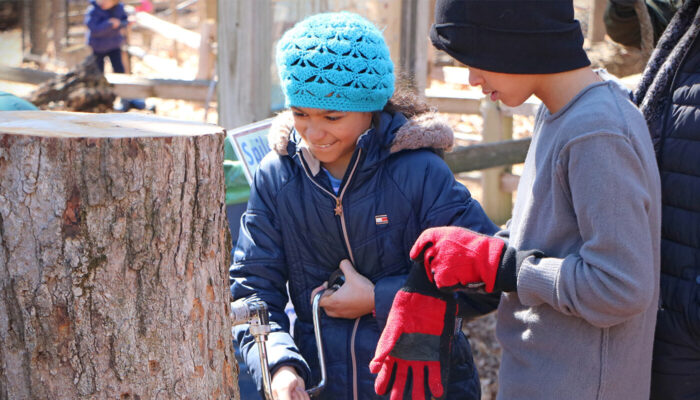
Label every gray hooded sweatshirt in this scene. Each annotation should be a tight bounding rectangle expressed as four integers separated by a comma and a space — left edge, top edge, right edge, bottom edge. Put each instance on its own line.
495, 73, 661, 400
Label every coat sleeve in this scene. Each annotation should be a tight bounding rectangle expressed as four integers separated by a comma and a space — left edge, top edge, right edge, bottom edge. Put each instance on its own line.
421, 155, 502, 320
517, 133, 658, 328
373, 151, 501, 325
415, 152, 499, 235
84, 6, 116, 38
117, 4, 128, 27
230, 164, 311, 389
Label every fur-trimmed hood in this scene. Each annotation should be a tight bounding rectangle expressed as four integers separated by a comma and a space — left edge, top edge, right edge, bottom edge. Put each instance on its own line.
268, 109, 454, 157
634, 0, 700, 145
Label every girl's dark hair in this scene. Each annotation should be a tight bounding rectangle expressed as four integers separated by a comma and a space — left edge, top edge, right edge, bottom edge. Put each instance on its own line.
373, 75, 432, 125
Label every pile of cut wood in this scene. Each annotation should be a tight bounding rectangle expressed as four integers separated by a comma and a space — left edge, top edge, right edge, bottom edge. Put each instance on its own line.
28, 56, 115, 112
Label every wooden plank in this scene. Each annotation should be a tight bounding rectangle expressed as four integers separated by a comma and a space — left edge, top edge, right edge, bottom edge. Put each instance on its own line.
0, 66, 214, 101
133, 11, 201, 49
125, 45, 190, 76
217, 0, 272, 129
106, 74, 214, 101
425, 88, 482, 114
425, 87, 541, 116
0, 65, 58, 84
445, 138, 530, 173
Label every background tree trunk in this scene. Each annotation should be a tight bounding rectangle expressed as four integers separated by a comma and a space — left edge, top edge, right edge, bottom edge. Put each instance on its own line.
0, 111, 238, 399
29, 0, 50, 57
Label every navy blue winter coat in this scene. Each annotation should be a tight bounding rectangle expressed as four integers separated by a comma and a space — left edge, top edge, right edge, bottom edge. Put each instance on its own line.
634, 0, 700, 397
84, 1, 127, 53
230, 110, 499, 400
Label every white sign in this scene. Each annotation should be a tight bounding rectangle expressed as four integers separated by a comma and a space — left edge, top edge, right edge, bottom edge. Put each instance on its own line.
228, 118, 273, 185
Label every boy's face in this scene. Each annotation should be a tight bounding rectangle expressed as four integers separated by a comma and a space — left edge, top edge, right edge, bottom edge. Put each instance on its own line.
291, 107, 372, 174
97, 0, 119, 9
468, 67, 535, 107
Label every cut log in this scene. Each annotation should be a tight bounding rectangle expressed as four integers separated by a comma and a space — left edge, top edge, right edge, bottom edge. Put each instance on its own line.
0, 111, 237, 399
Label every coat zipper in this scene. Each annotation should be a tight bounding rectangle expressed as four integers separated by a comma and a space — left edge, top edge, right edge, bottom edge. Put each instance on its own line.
299, 148, 362, 400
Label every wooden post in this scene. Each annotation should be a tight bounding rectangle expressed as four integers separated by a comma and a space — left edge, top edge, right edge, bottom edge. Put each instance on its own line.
480, 100, 514, 225
367, 0, 402, 74
0, 111, 237, 399
196, 19, 215, 80
52, 0, 67, 57
400, 0, 430, 95
29, 0, 51, 57
170, 0, 180, 65
217, 0, 272, 129
205, 0, 217, 19
587, 0, 607, 43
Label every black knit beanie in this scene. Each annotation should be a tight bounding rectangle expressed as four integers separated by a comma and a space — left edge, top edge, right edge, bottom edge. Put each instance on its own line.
430, 0, 591, 74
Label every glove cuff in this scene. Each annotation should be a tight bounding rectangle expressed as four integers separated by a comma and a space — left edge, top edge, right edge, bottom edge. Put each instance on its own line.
494, 247, 544, 293
404, 261, 453, 301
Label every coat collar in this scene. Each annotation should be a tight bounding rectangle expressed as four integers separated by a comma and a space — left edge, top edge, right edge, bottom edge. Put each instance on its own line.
268, 110, 454, 175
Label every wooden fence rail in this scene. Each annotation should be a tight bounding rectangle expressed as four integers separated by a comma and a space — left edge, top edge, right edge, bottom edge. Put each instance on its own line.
445, 138, 531, 173
0, 66, 214, 102
426, 85, 539, 224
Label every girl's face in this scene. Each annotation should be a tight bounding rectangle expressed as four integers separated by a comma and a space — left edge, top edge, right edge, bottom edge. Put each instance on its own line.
467, 67, 536, 107
291, 107, 372, 177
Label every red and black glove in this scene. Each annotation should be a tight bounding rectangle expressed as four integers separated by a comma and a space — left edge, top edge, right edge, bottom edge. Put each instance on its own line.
410, 226, 543, 293
370, 263, 455, 400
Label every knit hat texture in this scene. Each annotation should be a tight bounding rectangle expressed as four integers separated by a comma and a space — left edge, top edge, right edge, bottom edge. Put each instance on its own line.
276, 12, 395, 112
430, 0, 591, 74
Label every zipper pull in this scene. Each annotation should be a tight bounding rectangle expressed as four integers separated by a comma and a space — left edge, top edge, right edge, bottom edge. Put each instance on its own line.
334, 198, 343, 216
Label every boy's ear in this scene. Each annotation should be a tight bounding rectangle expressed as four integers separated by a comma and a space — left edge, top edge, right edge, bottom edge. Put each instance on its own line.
268, 110, 295, 155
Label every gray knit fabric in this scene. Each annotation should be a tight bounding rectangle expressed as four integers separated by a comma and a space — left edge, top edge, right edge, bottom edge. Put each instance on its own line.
495, 76, 661, 399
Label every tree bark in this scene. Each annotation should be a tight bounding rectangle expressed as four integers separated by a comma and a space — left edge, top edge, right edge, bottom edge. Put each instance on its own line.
0, 111, 237, 399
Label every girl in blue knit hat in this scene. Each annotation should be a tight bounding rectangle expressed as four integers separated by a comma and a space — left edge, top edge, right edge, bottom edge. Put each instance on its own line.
230, 12, 498, 400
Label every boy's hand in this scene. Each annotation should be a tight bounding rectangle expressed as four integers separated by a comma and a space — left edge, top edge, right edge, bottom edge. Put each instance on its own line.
109, 18, 120, 28
410, 226, 505, 292
370, 264, 454, 400
410, 226, 543, 293
311, 259, 374, 319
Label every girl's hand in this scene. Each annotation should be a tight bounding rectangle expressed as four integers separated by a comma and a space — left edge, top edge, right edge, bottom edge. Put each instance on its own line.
271, 366, 309, 400
311, 259, 375, 319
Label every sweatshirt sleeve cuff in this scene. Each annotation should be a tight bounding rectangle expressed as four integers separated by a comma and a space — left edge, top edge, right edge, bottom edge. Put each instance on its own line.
517, 256, 562, 306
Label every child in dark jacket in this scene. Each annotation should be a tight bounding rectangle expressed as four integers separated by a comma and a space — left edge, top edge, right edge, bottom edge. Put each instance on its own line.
84, 0, 128, 74
230, 12, 499, 400
373, 1, 662, 399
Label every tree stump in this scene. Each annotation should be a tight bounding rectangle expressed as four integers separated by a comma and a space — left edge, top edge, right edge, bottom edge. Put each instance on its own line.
0, 111, 237, 399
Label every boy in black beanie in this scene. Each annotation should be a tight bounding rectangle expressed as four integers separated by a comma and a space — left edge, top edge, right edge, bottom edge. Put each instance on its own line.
372, 1, 663, 399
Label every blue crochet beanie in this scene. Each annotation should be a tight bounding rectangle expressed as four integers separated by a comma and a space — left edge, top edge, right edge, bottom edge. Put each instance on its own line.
276, 12, 395, 112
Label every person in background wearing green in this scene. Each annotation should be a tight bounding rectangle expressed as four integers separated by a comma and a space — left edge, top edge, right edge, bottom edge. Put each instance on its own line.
223, 136, 251, 245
